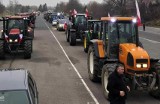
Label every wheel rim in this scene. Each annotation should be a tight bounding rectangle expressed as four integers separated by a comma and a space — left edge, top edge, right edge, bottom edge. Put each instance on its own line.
104, 71, 109, 94
89, 51, 94, 74
84, 37, 86, 49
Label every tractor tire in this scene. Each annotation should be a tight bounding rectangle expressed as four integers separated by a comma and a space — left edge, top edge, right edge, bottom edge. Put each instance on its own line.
149, 62, 160, 99
102, 64, 115, 100
0, 40, 5, 59
87, 45, 100, 82
66, 30, 70, 42
84, 36, 89, 53
24, 40, 32, 59
69, 32, 76, 46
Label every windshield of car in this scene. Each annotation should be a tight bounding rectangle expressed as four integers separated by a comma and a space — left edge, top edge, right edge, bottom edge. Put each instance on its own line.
8, 19, 24, 30
0, 90, 30, 104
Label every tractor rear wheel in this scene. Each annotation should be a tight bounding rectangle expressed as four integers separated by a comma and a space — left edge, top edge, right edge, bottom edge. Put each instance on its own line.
149, 62, 160, 99
102, 64, 114, 100
0, 40, 5, 59
87, 45, 100, 82
69, 32, 76, 46
24, 40, 32, 59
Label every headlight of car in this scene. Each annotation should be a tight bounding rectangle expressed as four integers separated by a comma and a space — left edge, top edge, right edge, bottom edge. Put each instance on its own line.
136, 64, 141, 68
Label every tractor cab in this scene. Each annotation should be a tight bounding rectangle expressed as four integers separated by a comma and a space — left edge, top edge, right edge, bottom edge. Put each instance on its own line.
101, 17, 139, 59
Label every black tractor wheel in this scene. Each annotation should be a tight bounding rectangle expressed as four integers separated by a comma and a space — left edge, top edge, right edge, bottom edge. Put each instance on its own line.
0, 40, 5, 59
149, 62, 160, 99
84, 36, 89, 53
24, 40, 32, 59
102, 64, 114, 99
66, 30, 70, 42
87, 45, 100, 82
69, 32, 76, 46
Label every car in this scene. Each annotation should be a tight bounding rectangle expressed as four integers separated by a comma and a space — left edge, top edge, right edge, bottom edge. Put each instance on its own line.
0, 69, 38, 104
57, 19, 70, 31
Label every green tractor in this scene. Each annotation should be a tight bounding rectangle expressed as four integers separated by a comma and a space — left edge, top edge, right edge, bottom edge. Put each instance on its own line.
83, 20, 101, 53
66, 13, 88, 46
0, 16, 33, 59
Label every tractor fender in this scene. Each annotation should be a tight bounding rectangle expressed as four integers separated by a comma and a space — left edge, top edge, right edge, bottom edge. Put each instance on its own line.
90, 39, 105, 58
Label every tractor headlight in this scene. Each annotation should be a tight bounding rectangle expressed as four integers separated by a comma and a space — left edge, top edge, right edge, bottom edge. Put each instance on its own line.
132, 18, 137, 23
142, 64, 147, 68
14, 39, 18, 42
111, 18, 116, 22
136, 64, 141, 68
9, 39, 13, 43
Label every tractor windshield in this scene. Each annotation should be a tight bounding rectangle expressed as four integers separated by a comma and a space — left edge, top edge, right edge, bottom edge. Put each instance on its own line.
75, 15, 87, 25
108, 21, 137, 44
8, 19, 24, 31
107, 21, 137, 58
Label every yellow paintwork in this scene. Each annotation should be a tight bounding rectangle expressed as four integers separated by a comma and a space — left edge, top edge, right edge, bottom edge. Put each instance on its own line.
119, 43, 150, 74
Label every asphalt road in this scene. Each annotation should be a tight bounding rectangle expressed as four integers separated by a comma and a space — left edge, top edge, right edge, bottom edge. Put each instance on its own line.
0, 15, 160, 104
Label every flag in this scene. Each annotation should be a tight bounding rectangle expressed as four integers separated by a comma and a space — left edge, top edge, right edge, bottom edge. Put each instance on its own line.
135, 0, 142, 26
85, 8, 89, 17
73, 9, 77, 15
108, 12, 110, 17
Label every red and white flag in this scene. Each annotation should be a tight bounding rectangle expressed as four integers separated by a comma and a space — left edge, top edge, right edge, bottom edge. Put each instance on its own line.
135, 0, 142, 26
73, 9, 77, 15
85, 8, 89, 17
108, 12, 110, 17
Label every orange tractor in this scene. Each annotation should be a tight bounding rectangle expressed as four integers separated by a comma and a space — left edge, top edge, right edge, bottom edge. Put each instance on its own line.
87, 17, 160, 99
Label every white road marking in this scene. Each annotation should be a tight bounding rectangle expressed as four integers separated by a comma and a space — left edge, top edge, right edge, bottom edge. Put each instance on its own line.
139, 37, 160, 44
139, 29, 160, 35
42, 18, 99, 104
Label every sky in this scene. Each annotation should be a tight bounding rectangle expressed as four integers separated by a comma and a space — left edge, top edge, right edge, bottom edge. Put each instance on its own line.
1, 0, 104, 7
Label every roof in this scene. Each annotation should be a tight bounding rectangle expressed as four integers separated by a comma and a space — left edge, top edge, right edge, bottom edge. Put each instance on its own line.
101, 17, 135, 21
76, 13, 86, 16
4, 16, 28, 19
88, 20, 101, 22
0, 70, 28, 91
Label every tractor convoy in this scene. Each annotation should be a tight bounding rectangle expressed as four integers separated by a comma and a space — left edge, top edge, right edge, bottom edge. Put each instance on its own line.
0, 8, 159, 102
44, 9, 160, 100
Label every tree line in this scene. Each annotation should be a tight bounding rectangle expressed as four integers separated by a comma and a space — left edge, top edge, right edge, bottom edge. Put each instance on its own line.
54, 0, 160, 22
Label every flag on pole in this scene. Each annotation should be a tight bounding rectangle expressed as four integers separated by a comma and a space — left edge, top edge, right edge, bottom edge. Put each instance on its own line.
108, 12, 110, 17
135, 0, 142, 26
85, 8, 89, 17
73, 9, 77, 15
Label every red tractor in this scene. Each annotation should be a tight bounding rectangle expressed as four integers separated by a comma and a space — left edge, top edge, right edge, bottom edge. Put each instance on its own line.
0, 16, 33, 59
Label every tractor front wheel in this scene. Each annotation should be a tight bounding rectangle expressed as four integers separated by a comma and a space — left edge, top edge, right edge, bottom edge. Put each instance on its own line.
87, 45, 100, 82
0, 40, 5, 59
24, 40, 32, 59
69, 32, 76, 46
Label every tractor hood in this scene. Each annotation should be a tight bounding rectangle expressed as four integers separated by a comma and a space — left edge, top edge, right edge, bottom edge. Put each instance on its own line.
120, 43, 149, 58
9, 29, 20, 35
119, 43, 150, 73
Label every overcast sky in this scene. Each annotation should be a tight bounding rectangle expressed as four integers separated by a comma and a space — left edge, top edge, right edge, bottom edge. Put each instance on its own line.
1, 0, 103, 7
